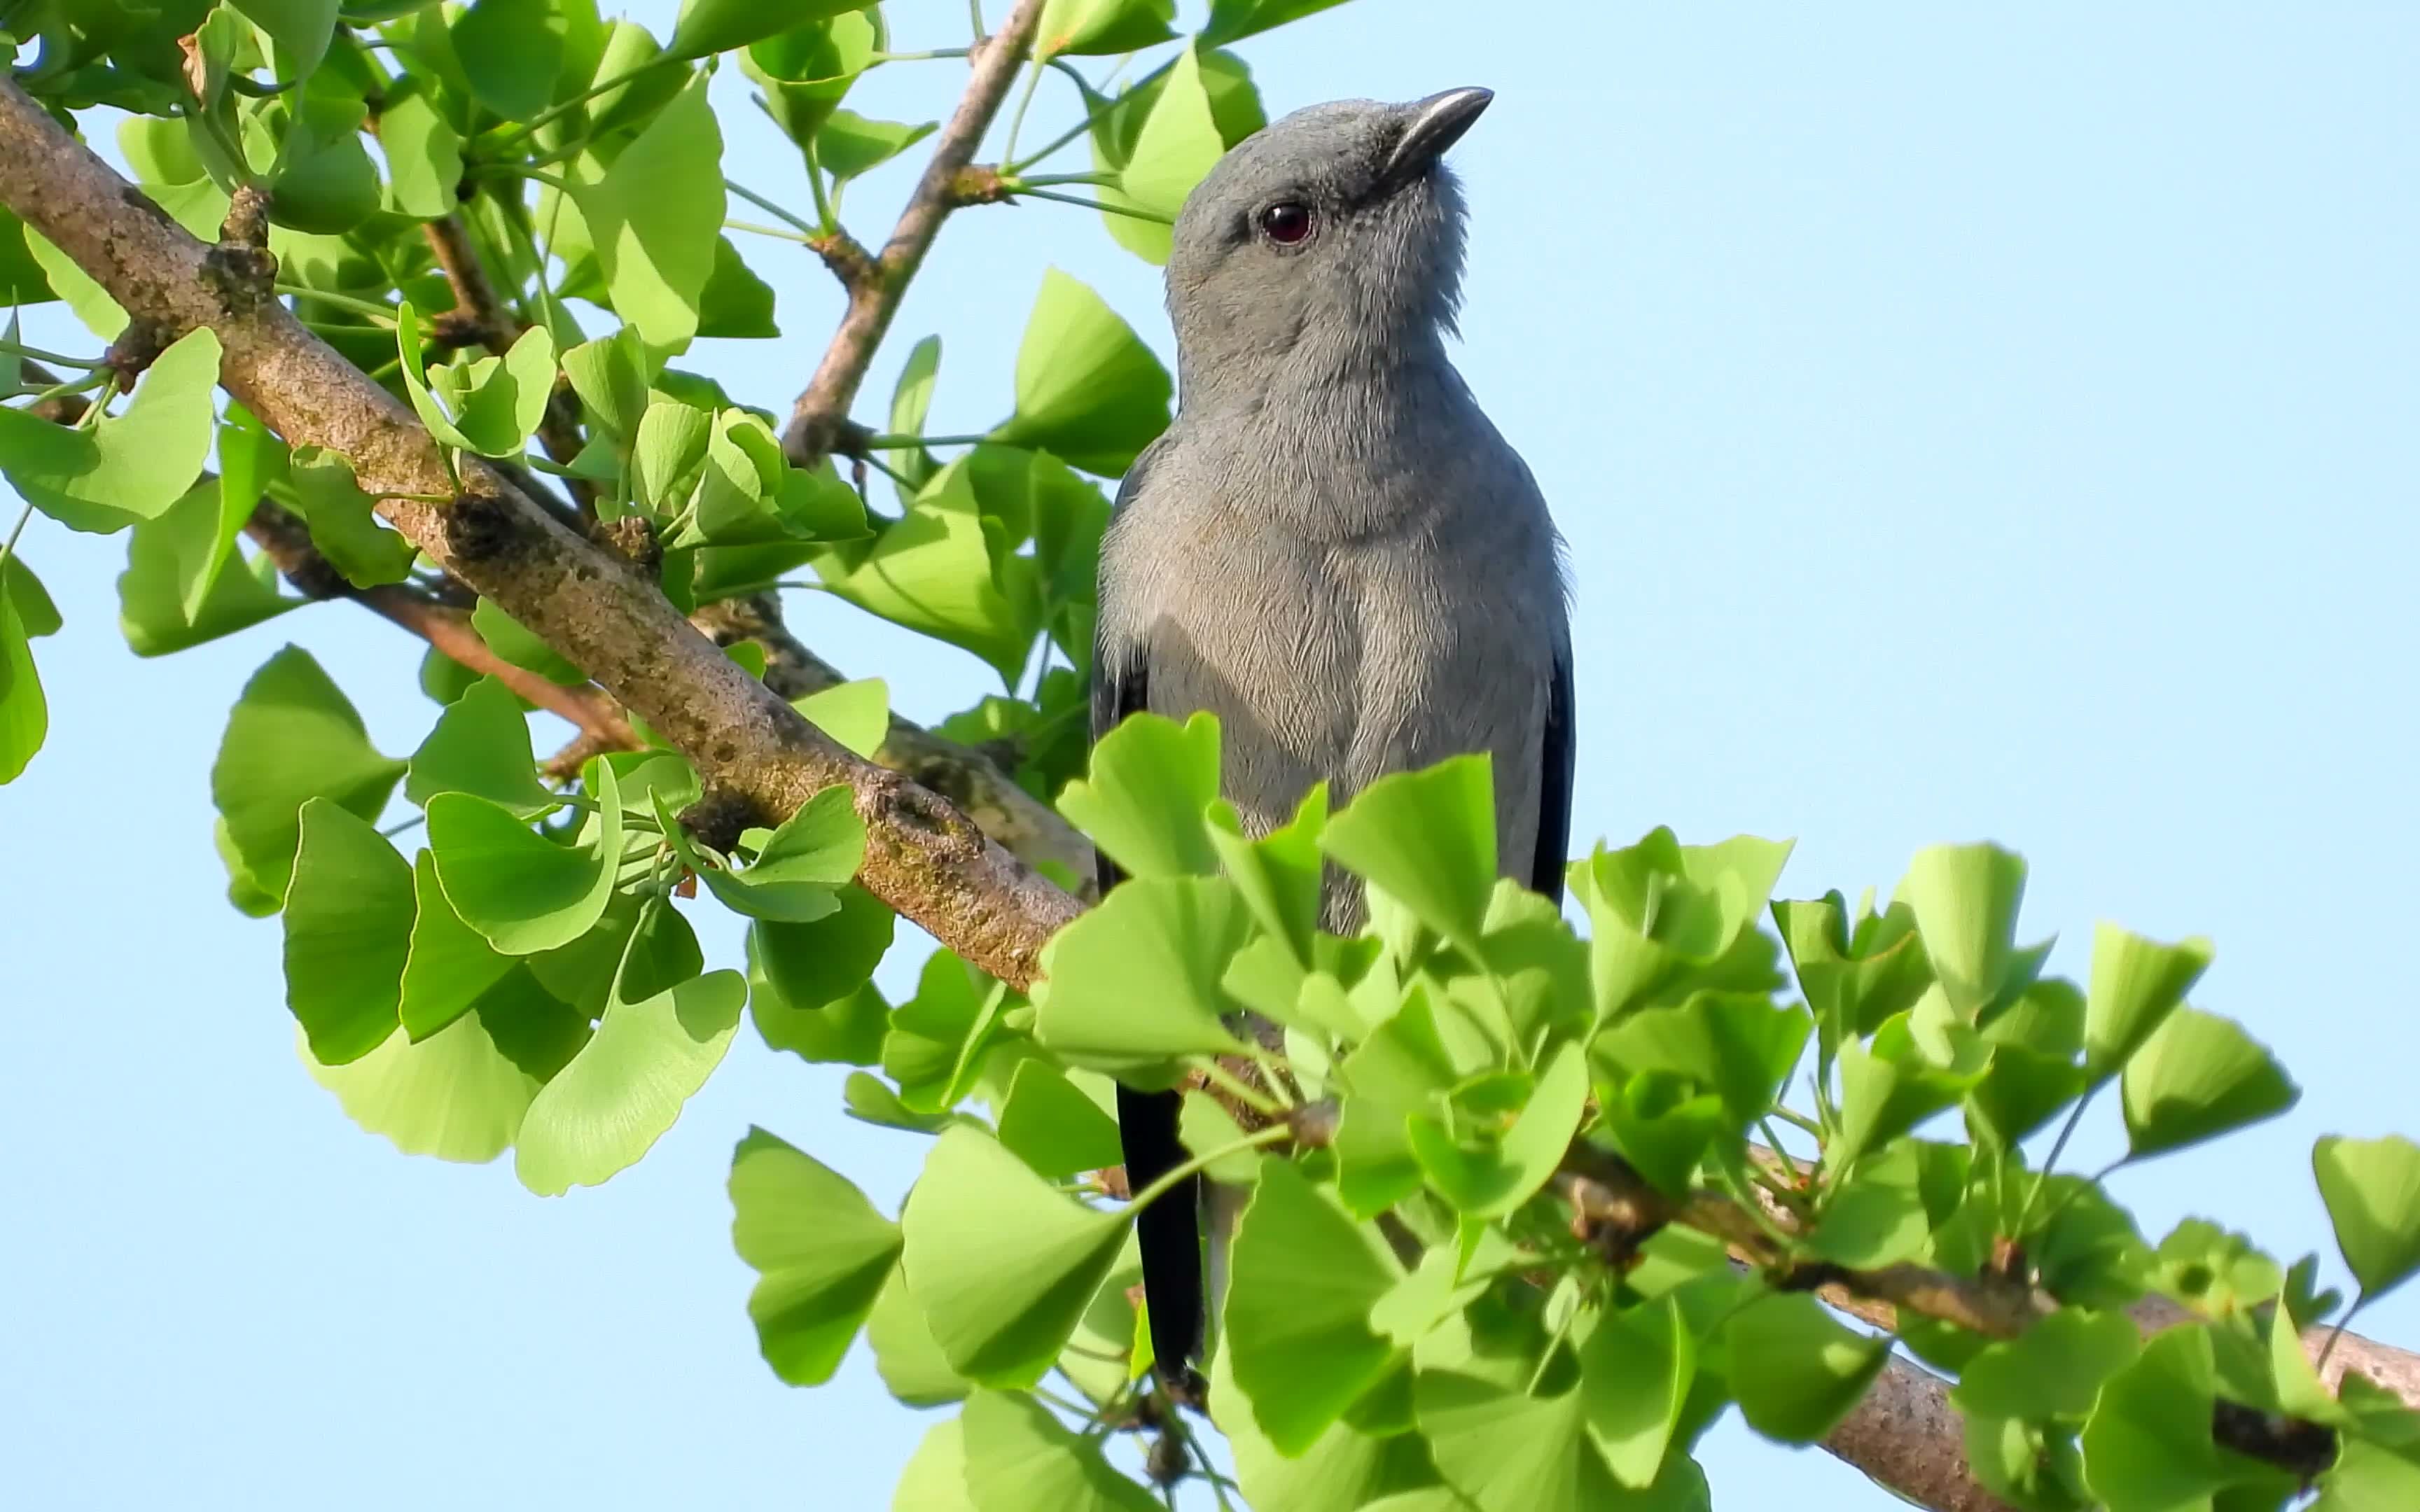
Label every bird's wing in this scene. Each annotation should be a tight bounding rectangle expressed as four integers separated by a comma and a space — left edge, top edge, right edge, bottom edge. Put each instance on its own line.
1531, 644, 1576, 905
1090, 438, 1208, 1396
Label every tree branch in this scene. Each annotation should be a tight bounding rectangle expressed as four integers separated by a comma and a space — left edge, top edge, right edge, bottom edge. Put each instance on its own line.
1827, 1355, 2015, 1512
0, 76, 1080, 986
782, 0, 1046, 465
688, 593, 1094, 886
239, 498, 637, 751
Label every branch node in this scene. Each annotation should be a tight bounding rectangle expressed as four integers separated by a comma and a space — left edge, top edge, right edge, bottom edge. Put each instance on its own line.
440, 486, 524, 565
200, 195, 279, 315
218, 182, 272, 251
101, 316, 174, 386
591, 513, 662, 575
805, 228, 880, 295
950, 163, 1013, 206
428, 307, 494, 351
679, 789, 767, 857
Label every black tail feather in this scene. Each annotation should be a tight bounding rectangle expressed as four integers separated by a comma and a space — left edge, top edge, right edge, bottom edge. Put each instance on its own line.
1118, 1082, 1204, 1392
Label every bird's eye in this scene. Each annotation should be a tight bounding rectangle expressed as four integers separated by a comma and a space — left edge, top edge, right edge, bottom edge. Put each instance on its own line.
1258, 202, 1314, 245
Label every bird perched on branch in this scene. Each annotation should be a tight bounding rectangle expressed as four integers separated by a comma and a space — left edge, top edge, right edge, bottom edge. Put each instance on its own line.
1091, 85, 1576, 1401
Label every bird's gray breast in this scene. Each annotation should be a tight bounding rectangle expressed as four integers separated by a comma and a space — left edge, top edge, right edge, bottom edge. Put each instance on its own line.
1098, 434, 1562, 927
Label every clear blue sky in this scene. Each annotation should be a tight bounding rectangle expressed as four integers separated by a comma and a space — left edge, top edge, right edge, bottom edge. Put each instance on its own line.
6, 4, 2416, 1508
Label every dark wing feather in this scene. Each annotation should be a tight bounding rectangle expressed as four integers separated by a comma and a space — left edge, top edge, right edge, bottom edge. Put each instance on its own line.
1531, 647, 1576, 905
1090, 440, 1206, 1394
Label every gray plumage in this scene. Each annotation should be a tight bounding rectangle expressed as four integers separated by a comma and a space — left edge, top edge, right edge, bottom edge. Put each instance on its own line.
1092, 87, 1575, 1392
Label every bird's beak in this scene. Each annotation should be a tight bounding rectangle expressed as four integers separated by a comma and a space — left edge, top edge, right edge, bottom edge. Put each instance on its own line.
1380, 86, 1493, 192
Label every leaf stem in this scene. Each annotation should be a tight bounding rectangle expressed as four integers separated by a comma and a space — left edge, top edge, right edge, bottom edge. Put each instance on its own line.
1195, 1057, 1286, 1121
1005, 184, 1171, 223
725, 177, 821, 238
1015, 170, 1117, 188
802, 139, 838, 231
2016, 1085, 2099, 1233
1004, 54, 1171, 175
0, 337, 102, 368
276, 284, 409, 327
1127, 1123, 1292, 1213
486, 54, 687, 150
858, 430, 989, 449
726, 218, 818, 246
998, 55, 1048, 166
0, 498, 34, 575
13, 370, 108, 408
1770, 1105, 1823, 1138
2318, 1296, 2367, 1373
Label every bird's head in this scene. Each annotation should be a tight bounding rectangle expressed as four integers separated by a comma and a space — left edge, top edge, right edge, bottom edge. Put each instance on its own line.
1164, 87, 1490, 394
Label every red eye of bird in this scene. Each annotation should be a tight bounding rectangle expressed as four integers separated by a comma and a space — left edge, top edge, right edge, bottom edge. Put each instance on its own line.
1258, 202, 1314, 244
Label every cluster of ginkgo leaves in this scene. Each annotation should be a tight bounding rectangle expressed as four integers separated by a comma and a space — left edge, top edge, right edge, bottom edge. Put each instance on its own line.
730, 710, 2420, 1512
6, 2, 2420, 1511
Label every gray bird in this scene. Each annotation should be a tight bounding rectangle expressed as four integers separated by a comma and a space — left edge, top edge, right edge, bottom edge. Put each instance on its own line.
1091, 86, 1575, 1396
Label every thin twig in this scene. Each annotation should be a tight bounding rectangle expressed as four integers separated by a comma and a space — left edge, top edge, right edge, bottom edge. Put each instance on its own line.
782, 0, 1048, 466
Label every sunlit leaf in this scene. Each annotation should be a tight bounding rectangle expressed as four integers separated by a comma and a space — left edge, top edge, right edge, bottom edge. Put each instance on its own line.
959, 1390, 1159, 1511
407, 676, 555, 816
1226, 1158, 1403, 1454
427, 765, 623, 955
212, 646, 408, 906
2122, 1008, 2298, 1161
0, 329, 221, 534
572, 76, 725, 349
1057, 709, 1221, 879
2314, 1135, 2420, 1301
1034, 874, 1256, 1075
283, 800, 413, 1064
989, 269, 1171, 476
730, 1126, 902, 1385
1725, 1295, 1891, 1443
515, 962, 746, 1195
901, 1126, 1127, 1386
2083, 922, 2215, 1080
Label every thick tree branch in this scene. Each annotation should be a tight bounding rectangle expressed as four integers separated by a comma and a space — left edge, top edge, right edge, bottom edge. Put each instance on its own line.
0, 76, 1080, 986
688, 594, 1094, 886
1828, 1355, 2016, 1512
782, 0, 1046, 465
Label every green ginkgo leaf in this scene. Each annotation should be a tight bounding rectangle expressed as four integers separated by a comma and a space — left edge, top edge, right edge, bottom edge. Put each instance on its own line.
283, 799, 414, 1065
0, 594, 46, 785
989, 269, 1171, 476
2314, 1135, 2420, 1301
729, 1126, 903, 1385
1226, 1159, 1403, 1454
571, 76, 725, 350
900, 1126, 1128, 1387
232, 0, 342, 81
0, 328, 221, 534
1056, 709, 1222, 880
212, 646, 409, 906
398, 308, 558, 457
2120, 1007, 2298, 1161
427, 764, 624, 955
515, 964, 746, 1195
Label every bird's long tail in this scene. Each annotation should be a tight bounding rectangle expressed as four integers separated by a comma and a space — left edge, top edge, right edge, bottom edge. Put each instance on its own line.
1118, 1083, 1205, 1399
